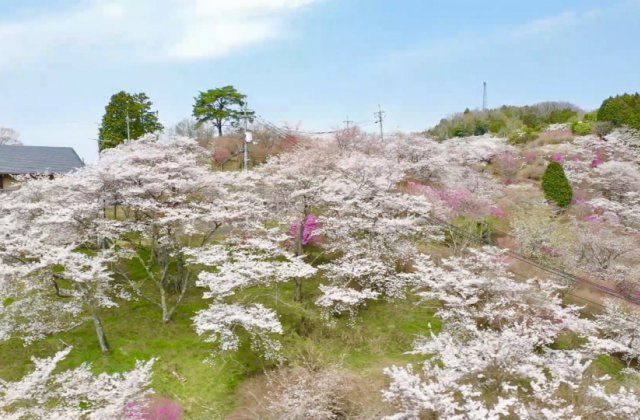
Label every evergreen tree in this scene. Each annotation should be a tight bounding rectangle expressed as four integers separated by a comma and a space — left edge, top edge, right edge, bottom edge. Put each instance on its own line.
541, 162, 573, 208
98, 91, 163, 151
192, 86, 254, 137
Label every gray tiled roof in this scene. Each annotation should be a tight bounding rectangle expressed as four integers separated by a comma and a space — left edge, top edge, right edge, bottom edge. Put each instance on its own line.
0, 145, 84, 175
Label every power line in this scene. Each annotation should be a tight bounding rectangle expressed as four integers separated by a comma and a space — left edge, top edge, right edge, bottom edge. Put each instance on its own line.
427, 215, 640, 307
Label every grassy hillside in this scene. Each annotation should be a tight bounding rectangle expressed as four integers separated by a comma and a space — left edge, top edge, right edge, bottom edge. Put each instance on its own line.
0, 275, 438, 418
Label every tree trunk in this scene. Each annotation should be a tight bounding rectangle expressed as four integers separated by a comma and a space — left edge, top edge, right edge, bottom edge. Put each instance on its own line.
161, 284, 188, 323
293, 219, 305, 301
159, 286, 170, 323
294, 278, 302, 302
91, 311, 110, 354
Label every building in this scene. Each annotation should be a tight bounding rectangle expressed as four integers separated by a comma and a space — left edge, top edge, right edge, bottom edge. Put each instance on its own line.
0, 145, 84, 191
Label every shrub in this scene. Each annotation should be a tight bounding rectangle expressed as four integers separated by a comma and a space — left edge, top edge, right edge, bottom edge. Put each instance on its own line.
541, 162, 573, 208
570, 121, 592, 136
592, 121, 614, 139
508, 127, 538, 145
492, 151, 519, 181
520, 163, 546, 180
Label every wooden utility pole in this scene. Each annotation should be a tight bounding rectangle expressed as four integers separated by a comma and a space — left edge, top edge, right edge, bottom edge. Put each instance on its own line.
242, 105, 250, 173
482, 81, 487, 111
125, 110, 131, 143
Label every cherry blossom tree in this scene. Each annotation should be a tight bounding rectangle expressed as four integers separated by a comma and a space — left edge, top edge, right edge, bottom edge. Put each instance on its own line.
383, 248, 640, 418
95, 136, 262, 323
511, 203, 572, 266
315, 150, 439, 317
596, 299, 640, 364
256, 144, 336, 300
187, 234, 316, 359
572, 222, 638, 280
0, 168, 124, 353
591, 161, 640, 202
0, 347, 154, 419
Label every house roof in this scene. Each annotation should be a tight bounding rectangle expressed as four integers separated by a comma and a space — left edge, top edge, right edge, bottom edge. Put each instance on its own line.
0, 145, 84, 175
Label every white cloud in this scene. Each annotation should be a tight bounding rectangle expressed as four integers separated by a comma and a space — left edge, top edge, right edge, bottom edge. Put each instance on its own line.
0, 0, 317, 67
384, 6, 606, 69
510, 9, 602, 38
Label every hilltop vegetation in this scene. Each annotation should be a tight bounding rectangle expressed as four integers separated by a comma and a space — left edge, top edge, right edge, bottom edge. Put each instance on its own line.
427, 93, 640, 145
427, 101, 585, 141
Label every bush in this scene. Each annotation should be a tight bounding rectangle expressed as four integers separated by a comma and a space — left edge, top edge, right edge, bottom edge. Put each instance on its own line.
508, 127, 539, 145
541, 162, 573, 208
520, 163, 546, 180
570, 121, 592, 136
592, 121, 614, 139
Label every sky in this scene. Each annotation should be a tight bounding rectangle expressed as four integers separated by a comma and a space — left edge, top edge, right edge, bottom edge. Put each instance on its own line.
0, 0, 638, 162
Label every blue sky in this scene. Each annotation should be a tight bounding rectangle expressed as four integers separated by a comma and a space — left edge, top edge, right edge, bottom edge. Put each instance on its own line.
0, 0, 638, 162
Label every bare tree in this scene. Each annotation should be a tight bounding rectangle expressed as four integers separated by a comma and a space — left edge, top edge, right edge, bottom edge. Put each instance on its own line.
0, 126, 22, 145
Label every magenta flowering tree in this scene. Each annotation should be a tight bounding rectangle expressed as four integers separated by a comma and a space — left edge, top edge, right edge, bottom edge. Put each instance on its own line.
407, 182, 491, 221
289, 214, 319, 246
407, 181, 496, 254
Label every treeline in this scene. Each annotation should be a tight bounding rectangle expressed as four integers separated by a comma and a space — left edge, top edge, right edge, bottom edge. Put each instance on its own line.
428, 93, 640, 143
598, 93, 640, 130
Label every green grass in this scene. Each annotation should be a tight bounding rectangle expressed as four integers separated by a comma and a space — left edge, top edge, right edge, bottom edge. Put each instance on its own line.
0, 277, 438, 419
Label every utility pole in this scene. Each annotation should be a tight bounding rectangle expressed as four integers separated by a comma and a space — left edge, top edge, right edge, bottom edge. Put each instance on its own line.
125, 110, 131, 143
343, 116, 353, 129
243, 105, 249, 173
374, 104, 385, 141
482, 81, 487, 112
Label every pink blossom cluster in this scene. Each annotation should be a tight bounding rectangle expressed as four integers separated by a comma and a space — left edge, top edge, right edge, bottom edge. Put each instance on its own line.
407, 182, 491, 220
571, 189, 588, 205
125, 396, 182, 420
490, 207, 506, 219
524, 151, 538, 164
290, 214, 319, 246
